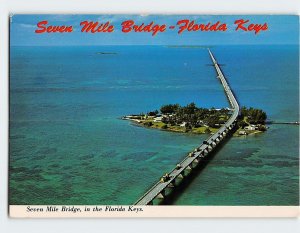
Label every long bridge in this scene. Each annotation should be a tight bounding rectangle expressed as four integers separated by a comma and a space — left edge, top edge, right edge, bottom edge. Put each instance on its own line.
134, 49, 240, 205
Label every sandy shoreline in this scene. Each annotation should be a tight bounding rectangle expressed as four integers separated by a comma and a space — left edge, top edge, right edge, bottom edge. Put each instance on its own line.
124, 118, 265, 137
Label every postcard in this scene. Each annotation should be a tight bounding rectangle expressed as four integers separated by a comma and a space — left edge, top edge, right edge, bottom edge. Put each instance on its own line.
9, 14, 299, 218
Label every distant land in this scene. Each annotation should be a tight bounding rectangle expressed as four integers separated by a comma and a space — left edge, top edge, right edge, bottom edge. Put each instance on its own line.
167, 45, 209, 48
96, 52, 117, 55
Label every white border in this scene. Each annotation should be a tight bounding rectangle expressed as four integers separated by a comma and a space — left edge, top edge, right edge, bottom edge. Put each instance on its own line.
1, 0, 299, 233
9, 206, 300, 218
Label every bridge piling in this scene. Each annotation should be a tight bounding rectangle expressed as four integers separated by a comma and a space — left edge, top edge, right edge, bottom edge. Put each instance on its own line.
134, 49, 240, 206
157, 190, 166, 199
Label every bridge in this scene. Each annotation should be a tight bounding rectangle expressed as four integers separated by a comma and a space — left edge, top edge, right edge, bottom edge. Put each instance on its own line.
134, 49, 240, 205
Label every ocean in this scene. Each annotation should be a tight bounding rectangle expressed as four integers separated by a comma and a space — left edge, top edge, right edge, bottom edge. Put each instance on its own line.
9, 45, 299, 205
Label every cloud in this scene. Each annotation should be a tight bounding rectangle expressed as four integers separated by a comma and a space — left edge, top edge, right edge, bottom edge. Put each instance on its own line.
47, 14, 76, 22
97, 15, 123, 24
18, 23, 36, 28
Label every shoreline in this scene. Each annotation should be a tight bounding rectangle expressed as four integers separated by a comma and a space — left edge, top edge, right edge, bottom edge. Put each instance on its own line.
123, 118, 265, 137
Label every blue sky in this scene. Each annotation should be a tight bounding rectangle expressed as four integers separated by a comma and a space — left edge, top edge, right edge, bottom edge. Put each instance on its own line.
10, 14, 299, 46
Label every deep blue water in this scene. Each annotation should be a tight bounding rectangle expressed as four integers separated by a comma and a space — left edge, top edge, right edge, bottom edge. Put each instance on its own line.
9, 45, 299, 205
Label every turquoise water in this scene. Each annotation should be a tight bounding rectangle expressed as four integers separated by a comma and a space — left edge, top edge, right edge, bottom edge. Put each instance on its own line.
9, 45, 299, 205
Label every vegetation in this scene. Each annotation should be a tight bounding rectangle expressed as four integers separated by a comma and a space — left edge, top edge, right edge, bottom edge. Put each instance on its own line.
123, 103, 267, 136
160, 104, 180, 114
240, 106, 267, 124
160, 102, 230, 129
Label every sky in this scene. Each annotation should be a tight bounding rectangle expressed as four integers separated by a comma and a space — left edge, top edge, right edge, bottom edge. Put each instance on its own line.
10, 14, 299, 46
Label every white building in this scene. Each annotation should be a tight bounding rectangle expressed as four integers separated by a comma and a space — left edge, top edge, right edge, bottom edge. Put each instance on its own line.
153, 116, 163, 122
244, 125, 256, 130
180, 122, 187, 127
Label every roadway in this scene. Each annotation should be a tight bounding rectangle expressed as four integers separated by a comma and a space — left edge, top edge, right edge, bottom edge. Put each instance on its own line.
134, 49, 240, 205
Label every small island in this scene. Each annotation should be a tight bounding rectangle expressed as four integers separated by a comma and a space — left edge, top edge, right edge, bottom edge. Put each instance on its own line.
122, 103, 267, 136
96, 52, 117, 55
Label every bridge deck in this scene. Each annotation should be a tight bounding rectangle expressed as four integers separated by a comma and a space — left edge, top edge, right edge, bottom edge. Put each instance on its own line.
135, 49, 240, 205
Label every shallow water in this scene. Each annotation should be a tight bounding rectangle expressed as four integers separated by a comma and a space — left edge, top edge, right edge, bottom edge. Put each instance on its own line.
9, 45, 299, 205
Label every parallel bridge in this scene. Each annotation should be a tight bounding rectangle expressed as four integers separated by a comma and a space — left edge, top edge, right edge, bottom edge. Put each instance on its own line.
134, 49, 240, 205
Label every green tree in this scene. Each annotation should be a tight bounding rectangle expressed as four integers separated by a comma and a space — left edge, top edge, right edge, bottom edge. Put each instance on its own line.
204, 127, 211, 134
162, 124, 168, 129
160, 104, 179, 114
